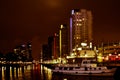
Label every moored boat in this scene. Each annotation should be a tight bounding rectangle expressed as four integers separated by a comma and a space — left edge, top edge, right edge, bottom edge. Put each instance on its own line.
51, 59, 116, 74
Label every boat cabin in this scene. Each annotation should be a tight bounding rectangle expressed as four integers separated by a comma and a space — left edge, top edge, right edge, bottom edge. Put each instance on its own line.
81, 59, 97, 67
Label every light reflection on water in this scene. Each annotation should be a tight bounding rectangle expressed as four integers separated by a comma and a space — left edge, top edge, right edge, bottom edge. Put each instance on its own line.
44, 66, 52, 80
0, 64, 115, 80
2, 67, 5, 80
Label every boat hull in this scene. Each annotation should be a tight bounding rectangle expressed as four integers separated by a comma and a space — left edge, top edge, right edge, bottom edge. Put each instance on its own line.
52, 67, 115, 74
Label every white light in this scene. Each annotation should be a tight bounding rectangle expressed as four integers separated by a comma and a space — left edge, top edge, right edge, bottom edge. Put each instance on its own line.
118, 54, 120, 56
77, 47, 82, 50
60, 25, 64, 29
81, 43, 87, 47
64, 78, 67, 80
109, 54, 112, 56
90, 42, 92, 48
85, 54, 87, 57
116, 56, 118, 58
73, 49, 76, 51
71, 10, 74, 14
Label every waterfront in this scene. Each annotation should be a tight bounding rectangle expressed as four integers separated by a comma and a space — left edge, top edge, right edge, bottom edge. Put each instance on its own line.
0, 63, 116, 80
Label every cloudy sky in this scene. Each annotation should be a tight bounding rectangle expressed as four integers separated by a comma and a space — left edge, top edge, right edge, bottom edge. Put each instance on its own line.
0, 0, 120, 53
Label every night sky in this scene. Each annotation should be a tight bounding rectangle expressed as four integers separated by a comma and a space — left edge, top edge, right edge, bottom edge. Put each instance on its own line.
0, 0, 120, 53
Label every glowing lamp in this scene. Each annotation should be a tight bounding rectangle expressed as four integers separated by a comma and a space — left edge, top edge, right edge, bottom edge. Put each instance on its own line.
81, 43, 87, 47
109, 54, 112, 56
77, 47, 82, 51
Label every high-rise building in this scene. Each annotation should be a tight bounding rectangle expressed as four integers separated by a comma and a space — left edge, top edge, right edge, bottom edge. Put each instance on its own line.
53, 33, 59, 59
42, 35, 59, 60
42, 44, 50, 61
59, 24, 68, 58
48, 36, 54, 59
42, 36, 54, 61
70, 9, 93, 51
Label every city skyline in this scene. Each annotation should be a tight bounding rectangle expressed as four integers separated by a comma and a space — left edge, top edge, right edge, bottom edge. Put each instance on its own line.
0, 0, 120, 53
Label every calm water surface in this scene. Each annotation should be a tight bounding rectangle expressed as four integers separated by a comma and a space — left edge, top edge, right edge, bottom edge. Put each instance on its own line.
0, 64, 115, 80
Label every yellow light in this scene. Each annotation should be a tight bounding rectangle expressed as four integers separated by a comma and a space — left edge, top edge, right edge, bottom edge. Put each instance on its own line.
105, 56, 109, 61
79, 19, 82, 22
82, 18, 85, 21
118, 54, 120, 56
109, 54, 112, 56
71, 53, 74, 56
59, 29, 62, 59
102, 57, 104, 59
73, 48, 76, 51
64, 78, 67, 80
76, 12, 79, 15
85, 54, 87, 57
73, 59, 75, 63
77, 47, 82, 50
79, 24, 82, 26
116, 56, 118, 58
60, 25, 64, 29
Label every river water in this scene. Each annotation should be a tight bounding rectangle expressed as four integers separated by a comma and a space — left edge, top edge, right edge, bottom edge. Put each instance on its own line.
0, 64, 116, 80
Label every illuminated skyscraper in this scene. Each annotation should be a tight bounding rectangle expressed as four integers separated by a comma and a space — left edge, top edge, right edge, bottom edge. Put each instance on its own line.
70, 9, 92, 51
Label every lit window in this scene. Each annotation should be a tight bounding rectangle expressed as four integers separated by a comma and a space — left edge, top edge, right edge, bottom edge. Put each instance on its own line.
116, 56, 118, 58
79, 19, 82, 22
82, 18, 85, 21
109, 54, 112, 56
76, 12, 79, 15
79, 24, 82, 26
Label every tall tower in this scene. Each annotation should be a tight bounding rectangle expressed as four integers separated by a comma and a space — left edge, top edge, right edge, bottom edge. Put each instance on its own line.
70, 9, 93, 50
59, 24, 68, 58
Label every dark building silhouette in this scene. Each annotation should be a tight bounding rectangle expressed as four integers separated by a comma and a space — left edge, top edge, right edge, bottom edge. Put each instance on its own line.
42, 44, 50, 61
42, 36, 54, 61
26, 42, 32, 61
13, 42, 33, 61
48, 36, 54, 59
60, 24, 69, 58
42, 24, 69, 60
